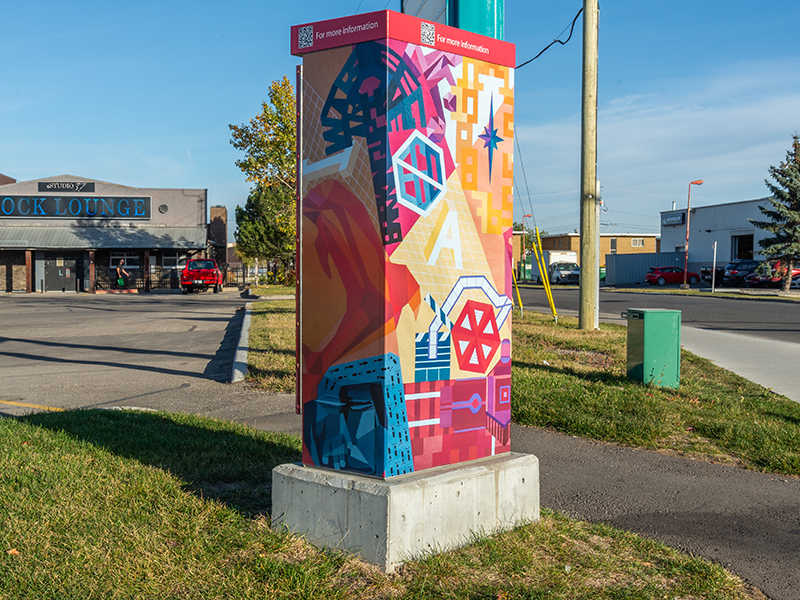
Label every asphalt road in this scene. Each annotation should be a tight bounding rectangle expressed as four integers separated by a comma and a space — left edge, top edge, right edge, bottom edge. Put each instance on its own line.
518, 284, 800, 343
0, 290, 295, 423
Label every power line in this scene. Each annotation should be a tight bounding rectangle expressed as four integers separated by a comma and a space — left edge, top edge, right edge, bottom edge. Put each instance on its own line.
516, 8, 583, 70
513, 135, 537, 229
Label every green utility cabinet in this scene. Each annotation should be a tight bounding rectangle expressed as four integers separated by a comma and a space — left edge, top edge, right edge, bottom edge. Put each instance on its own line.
622, 309, 681, 388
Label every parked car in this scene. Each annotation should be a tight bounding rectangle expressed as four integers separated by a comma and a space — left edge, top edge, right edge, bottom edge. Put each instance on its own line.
701, 266, 725, 284
721, 259, 760, 287
645, 266, 700, 286
180, 259, 223, 294
743, 261, 800, 288
770, 263, 800, 288
550, 261, 580, 285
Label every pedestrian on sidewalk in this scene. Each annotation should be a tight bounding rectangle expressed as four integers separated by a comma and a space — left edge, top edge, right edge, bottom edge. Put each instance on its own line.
116, 259, 129, 289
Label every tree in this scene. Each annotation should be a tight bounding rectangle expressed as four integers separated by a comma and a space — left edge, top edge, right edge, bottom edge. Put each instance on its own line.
749, 135, 800, 292
230, 76, 297, 282
229, 76, 296, 192
234, 185, 296, 275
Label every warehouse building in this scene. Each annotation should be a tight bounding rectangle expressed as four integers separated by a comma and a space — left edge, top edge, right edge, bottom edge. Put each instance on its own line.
0, 175, 211, 293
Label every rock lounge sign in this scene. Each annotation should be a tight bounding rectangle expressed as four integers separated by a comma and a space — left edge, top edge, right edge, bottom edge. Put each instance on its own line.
0, 195, 152, 219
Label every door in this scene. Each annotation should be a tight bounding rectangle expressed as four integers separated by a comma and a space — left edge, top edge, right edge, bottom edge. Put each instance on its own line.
44, 255, 82, 292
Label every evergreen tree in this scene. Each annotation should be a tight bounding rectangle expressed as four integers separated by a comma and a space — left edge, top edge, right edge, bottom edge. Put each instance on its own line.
749, 135, 800, 292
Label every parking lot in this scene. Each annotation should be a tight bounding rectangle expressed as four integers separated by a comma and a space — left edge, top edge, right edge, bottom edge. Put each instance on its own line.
0, 290, 295, 425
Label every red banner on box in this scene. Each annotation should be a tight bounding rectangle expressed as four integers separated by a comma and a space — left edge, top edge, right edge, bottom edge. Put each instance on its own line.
291, 10, 515, 68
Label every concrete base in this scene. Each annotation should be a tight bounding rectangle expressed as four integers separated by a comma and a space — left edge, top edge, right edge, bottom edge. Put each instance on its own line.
271, 452, 539, 572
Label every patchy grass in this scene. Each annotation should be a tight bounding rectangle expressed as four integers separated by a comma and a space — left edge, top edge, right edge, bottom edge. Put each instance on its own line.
249, 285, 295, 297
1, 410, 753, 599
247, 300, 800, 474
605, 286, 800, 301
246, 300, 295, 392
512, 311, 800, 475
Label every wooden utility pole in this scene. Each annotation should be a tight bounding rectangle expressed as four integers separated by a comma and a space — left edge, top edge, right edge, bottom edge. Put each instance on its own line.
579, 0, 599, 330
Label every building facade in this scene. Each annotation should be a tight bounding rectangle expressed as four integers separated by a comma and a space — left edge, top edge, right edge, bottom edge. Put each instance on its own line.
660, 198, 769, 271
0, 175, 209, 293
539, 232, 660, 262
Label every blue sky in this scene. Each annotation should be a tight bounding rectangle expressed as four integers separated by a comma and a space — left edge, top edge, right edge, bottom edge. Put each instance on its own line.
2, 0, 798, 237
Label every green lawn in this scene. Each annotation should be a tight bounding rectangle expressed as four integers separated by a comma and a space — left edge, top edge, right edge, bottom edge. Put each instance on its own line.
247, 299, 800, 476
1, 409, 751, 599
512, 311, 800, 475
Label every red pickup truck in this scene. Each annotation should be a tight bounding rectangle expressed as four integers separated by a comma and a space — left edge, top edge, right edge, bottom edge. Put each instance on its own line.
180, 259, 223, 294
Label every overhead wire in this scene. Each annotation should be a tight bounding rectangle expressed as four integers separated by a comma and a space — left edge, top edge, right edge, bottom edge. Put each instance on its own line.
516, 8, 584, 70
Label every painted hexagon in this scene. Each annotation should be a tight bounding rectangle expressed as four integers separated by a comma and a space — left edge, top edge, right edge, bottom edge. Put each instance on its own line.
392, 130, 446, 215
451, 299, 500, 373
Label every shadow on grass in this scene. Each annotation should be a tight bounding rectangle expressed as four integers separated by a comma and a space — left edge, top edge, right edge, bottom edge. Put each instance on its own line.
513, 359, 631, 387
19, 409, 301, 518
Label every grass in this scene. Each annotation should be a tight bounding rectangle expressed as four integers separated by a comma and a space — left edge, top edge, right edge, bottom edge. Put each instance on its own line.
246, 300, 296, 391
604, 286, 800, 300
247, 298, 800, 477
1, 409, 753, 599
512, 311, 800, 475
249, 284, 295, 297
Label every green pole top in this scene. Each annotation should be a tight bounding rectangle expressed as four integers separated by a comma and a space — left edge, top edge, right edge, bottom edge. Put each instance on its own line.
449, 0, 504, 40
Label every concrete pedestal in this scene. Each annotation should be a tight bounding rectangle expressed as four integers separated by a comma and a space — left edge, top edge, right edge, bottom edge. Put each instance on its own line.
272, 452, 539, 572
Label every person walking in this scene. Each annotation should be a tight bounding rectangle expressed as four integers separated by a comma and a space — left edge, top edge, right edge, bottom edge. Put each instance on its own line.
116, 259, 129, 289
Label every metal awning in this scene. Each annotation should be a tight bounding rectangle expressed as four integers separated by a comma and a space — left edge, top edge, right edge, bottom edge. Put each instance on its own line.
0, 225, 207, 250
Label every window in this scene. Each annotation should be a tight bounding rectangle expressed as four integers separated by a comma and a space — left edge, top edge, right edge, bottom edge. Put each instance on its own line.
610, 238, 617, 254
631, 238, 644, 247
732, 234, 754, 260
161, 252, 188, 269
111, 252, 140, 269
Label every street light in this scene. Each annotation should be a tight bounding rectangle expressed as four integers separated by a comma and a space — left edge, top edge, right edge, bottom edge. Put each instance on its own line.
682, 180, 704, 287
522, 214, 532, 280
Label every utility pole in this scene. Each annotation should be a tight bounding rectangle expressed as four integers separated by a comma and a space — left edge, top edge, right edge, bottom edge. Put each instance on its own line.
578, 0, 599, 330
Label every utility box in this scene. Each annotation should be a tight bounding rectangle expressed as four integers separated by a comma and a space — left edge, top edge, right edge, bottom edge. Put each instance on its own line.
622, 309, 681, 388
292, 10, 517, 477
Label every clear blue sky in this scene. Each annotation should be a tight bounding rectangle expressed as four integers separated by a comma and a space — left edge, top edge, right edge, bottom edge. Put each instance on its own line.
3, 0, 798, 237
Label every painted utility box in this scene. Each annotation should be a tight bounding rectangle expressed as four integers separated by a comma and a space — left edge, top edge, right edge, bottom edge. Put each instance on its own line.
622, 309, 682, 388
292, 10, 515, 478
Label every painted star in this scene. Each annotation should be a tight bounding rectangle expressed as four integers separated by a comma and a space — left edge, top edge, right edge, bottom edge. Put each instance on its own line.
478, 95, 504, 182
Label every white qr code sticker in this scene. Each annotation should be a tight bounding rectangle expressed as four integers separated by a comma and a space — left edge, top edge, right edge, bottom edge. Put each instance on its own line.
298, 25, 314, 49
420, 22, 435, 46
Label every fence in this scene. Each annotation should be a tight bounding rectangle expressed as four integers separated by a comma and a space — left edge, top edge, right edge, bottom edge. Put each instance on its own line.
96, 267, 181, 292
605, 252, 684, 285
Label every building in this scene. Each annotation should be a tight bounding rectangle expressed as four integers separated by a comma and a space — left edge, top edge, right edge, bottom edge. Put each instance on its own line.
538, 232, 660, 262
660, 198, 769, 271
0, 175, 211, 293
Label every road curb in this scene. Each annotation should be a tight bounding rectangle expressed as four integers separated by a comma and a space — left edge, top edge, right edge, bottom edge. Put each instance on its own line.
231, 302, 252, 383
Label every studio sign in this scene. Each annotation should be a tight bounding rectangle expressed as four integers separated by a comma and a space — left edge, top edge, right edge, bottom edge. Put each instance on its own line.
0, 196, 152, 220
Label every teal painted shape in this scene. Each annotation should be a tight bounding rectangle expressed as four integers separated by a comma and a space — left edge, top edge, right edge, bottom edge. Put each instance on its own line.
448, 0, 504, 40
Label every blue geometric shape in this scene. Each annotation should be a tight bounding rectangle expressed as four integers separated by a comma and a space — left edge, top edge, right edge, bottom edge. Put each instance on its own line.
415, 332, 451, 382
478, 94, 504, 182
305, 353, 414, 477
393, 130, 446, 216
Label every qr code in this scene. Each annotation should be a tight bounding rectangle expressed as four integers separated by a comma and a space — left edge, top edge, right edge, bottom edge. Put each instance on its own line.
298, 25, 314, 49
420, 22, 435, 46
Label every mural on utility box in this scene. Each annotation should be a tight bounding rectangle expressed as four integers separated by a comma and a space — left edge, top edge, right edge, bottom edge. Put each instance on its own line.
301, 35, 514, 477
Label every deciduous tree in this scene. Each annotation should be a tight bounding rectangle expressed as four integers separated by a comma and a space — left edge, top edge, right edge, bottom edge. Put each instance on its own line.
229, 76, 296, 192
750, 135, 800, 292
230, 76, 297, 281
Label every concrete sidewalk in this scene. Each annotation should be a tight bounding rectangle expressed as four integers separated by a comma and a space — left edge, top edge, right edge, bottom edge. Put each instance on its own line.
680, 326, 800, 403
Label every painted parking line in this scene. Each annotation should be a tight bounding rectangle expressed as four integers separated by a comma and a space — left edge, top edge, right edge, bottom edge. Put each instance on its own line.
0, 400, 64, 412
